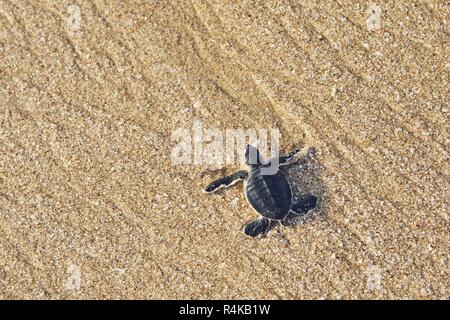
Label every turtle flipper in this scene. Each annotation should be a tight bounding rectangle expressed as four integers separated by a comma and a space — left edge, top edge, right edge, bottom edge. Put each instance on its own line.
291, 195, 317, 215
267, 148, 300, 167
243, 218, 272, 237
204, 170, 248, 193
278, 148, 300, 166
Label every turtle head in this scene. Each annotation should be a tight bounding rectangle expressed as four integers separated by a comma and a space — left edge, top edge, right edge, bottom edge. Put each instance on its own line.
245, 144, 264, 167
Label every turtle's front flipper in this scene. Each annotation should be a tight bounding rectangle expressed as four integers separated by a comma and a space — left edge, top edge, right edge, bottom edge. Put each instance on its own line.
269, 148, 300, 167
280, 148, 300, 165
204, 170, 248, 193
291, 195, 317, 215
243, 218, 272, 237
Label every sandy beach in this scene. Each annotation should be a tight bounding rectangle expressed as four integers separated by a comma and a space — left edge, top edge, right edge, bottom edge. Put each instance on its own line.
0, 1, 448, 299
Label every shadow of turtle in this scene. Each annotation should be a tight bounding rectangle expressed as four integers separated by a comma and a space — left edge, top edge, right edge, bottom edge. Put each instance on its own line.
268, 146, 329, 234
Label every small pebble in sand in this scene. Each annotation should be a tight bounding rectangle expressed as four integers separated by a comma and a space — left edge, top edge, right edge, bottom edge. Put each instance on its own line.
366, 265, 382, 291
64, 264, 81, 290
366, 4, 382, 31
112, 268, 126, 274
193, 101, 201, 109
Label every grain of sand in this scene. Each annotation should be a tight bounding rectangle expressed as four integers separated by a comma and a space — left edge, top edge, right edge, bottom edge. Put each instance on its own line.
0, 1, 449, 299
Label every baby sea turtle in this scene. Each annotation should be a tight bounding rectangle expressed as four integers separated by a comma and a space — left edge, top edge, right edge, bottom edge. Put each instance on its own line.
204, 145, 317, 237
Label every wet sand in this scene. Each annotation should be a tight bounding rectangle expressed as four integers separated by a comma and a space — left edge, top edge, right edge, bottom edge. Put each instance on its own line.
0, 1, 448, 299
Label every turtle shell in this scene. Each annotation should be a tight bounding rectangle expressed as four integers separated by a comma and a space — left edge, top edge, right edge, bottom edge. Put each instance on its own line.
245, 169, 292, 220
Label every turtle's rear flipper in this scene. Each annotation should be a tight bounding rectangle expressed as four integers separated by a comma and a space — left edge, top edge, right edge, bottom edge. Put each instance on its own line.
244, 218, 271, 237
291, 195, 317, 215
